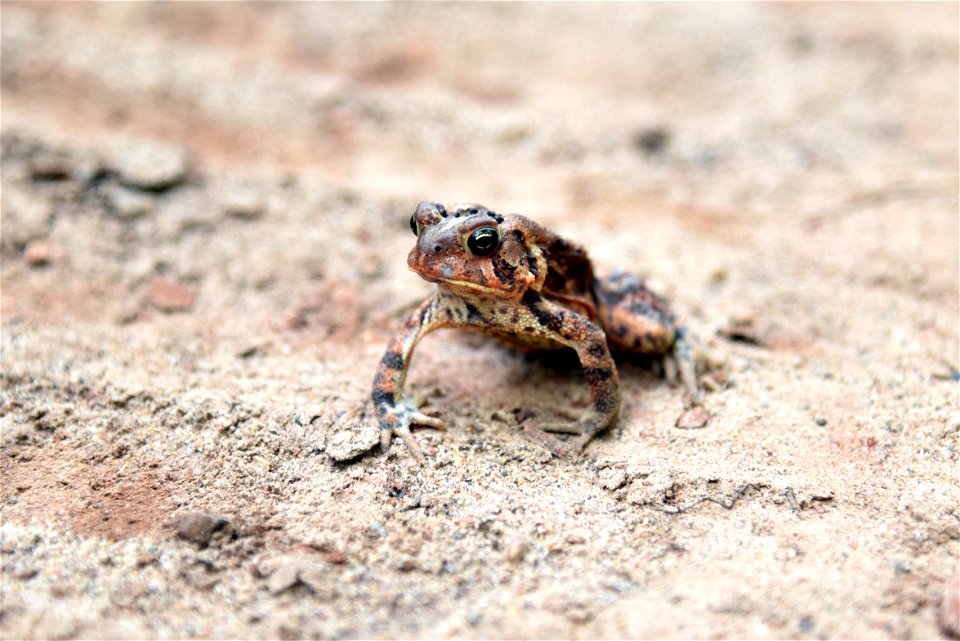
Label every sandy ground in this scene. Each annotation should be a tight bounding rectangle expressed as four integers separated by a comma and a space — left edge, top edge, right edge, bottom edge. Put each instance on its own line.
1, 3, 958, 639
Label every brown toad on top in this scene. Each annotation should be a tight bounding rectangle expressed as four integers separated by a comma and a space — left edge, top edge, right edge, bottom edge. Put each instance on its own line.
373, 201, 700, 462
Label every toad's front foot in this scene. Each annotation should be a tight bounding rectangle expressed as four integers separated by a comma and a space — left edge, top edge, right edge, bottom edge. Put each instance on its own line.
376, 398, 445, 463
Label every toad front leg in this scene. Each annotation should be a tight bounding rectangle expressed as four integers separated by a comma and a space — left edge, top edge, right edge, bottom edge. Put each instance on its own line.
372, 296, 447, 462
520, 291, 622, 454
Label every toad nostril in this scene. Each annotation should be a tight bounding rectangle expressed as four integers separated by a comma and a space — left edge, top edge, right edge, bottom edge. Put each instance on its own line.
434, 245, 442, 252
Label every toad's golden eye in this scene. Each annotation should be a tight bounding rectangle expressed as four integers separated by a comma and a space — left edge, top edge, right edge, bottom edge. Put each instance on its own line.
409, 214, 418, 236
465, 226, 500, 256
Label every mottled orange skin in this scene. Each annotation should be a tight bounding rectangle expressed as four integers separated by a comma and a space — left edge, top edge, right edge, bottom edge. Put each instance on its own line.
373, 201, 699, 462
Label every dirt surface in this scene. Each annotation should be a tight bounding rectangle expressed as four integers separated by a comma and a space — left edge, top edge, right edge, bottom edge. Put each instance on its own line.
1, 3, 958, 639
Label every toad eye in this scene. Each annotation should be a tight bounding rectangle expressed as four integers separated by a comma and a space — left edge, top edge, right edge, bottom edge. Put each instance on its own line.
409, 214, 419, 236
465, 226, 500, 256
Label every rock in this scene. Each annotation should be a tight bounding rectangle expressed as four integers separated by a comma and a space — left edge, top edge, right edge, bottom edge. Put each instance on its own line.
566, 607, 593, 624
222, 189, 266, 220
105, 185, 155, 220
326, 426, 379, 462
599, 467, 627, 491
634, 126, 670, 155
718, 315, 767, 347
173, 512, 232, 547
268, 560, 302, 595
104, 139, 191, 191
29, 152, 74, 180
939, 570, 960, 639
321, 550, 349, 565
298, 562, 331, 594
676, 406, 710, 430
148, 276, 196, 312
23, 241, 50, 266
566, 530, 587, 544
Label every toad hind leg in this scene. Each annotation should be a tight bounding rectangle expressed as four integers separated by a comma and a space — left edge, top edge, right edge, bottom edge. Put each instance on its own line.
594, 271, 701, 405
520, 291, 622, 454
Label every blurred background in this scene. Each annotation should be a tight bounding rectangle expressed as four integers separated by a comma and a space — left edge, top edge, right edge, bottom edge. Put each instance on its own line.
3, 1, 956, 336
1, 3, 958, 639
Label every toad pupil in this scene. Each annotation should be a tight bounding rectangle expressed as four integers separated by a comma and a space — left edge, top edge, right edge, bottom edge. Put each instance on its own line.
467, 227, 499, 256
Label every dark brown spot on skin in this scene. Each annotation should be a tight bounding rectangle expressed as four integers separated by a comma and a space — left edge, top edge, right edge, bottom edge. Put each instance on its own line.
491, 255, 516, 284
464, 301, 482, 323
584, 367, 613, 384
596, 392, 618, 413
587, 343, 606, 359
381, 351, 404, 370
522, 290, 564, 332
373, 388, 396, 408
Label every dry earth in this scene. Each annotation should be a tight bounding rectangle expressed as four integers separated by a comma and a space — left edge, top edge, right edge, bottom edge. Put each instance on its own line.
1, 3, 958, 639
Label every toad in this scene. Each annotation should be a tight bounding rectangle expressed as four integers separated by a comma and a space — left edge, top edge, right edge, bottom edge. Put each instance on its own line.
373, 201, 700, 462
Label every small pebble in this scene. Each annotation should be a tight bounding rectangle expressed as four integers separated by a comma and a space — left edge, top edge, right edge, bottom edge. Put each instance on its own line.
325, 427, 379, 462
599, 467, 627, 491
23, 241, 51, 266
633, 126, 670, 155
566, 531, 587, 545
104, 139, 191, 191
136, 553, 156, 567
268, 561, 302, 595
566, 607, 593, 624
16, 568, 39, 580
222, 190, 266, 220
148, 276, 196, 313
513, 408, 537, 423
105, 185, 155, 221
29, 153, 73, 180
675, 406, 710, 430
718, 316, 766, 346
174, 512, 232, 547
298, 562, 330, 594
322, 551, 349, 565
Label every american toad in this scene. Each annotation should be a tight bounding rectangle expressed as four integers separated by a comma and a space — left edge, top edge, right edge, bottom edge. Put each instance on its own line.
373, 201, 700, 462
